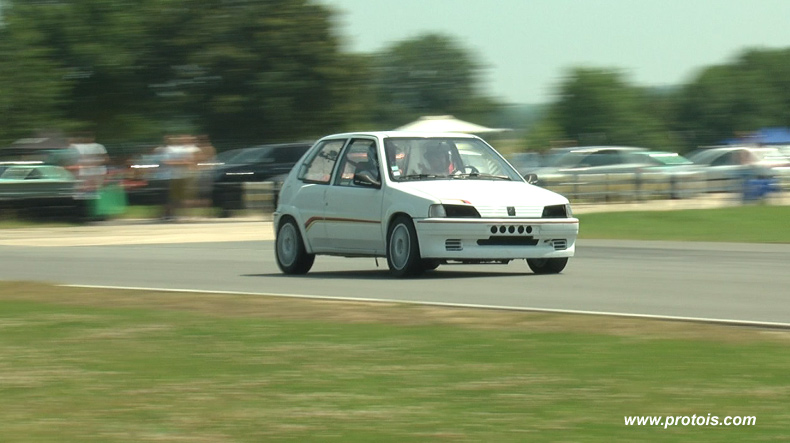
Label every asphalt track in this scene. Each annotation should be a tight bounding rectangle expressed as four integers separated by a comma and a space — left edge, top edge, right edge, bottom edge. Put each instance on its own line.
1, 231, 789, 327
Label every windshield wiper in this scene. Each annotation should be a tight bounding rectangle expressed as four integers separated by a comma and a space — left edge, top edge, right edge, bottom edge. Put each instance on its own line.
452, 172, 511, 180
400, 173, 447, 181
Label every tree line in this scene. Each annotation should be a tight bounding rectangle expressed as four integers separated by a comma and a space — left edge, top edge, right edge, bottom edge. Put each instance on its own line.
0, 0, 498, 154
527, 48, 790, 153
2, 0, 789, 155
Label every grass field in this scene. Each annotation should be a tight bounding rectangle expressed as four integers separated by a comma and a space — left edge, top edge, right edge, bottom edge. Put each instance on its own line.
1, 282, 789, 442
577, 205, 790, 243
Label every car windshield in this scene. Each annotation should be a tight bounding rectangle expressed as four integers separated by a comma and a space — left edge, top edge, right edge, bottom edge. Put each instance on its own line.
212, 149, 244, 164
384, 137, 521, 182
645, 152, 693, 166
231, 147, 274, 164
550, 152, 588, 168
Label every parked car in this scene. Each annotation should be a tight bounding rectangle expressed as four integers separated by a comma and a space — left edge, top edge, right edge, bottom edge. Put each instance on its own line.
210, 142, 312, 215
198, 147, 246, 168
506, 151, 543, 176
0, 163, 82, 216
122, 152, 171, 205
632, 150, 703, 198
532, 146, 648, 181
688, 145, 790, 192
274, 132, 579, 277
531, 146, 701, 199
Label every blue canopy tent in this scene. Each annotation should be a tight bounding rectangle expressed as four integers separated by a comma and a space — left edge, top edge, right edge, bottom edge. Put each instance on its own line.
725, 127, 790, 145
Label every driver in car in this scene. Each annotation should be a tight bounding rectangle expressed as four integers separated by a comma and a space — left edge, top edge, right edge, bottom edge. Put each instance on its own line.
421, 142, 455, 175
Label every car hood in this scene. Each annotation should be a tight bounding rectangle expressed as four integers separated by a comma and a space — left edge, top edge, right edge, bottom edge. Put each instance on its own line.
392, 179, 570, 216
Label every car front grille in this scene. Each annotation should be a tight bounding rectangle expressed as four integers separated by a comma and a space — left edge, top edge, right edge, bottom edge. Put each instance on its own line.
475, 205, 543, 218
477, 237, 539, 246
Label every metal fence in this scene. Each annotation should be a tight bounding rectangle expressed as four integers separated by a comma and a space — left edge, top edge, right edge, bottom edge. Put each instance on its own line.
540, 172, 790, 202
234, 172, 790, 213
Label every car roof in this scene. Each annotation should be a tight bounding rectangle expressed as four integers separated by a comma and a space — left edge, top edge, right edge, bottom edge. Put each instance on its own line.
689, 145, 783, 160
320, 131, 481, 140
560, 146, 644, 153
249, 141, 312, 148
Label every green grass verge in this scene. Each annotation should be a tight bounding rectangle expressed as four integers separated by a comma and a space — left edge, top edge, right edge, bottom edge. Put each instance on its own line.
1, 282, 788, 442
577, 205, 790, 243
2, 201, 790, 244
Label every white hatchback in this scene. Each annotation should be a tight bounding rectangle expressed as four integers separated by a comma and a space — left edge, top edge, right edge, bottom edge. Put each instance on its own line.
274, 132, 579, 277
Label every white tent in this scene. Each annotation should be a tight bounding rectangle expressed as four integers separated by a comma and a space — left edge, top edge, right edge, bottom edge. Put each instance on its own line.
394, 115, 510, 134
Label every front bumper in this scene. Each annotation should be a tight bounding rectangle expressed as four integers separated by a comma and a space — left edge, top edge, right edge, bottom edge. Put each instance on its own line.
415, 217, 579, 260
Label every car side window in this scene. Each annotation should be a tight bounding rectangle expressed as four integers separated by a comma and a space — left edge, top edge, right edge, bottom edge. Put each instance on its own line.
710, 152, 735, 167
334, 139, 380, 187
586, 150, 618, 167
298, 140, 344, 184
2, 167, 33, 180
26, 169, 44, 180
273, 145, 309, 163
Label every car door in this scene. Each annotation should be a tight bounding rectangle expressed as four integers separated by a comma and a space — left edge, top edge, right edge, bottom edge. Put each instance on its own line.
291, 139, 346, 251
323, 138, 385, 253
707, 150, 748, 191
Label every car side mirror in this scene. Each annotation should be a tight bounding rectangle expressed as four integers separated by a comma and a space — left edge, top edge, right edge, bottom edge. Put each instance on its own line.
524, 173, 538, 184
353, 171, 381, 188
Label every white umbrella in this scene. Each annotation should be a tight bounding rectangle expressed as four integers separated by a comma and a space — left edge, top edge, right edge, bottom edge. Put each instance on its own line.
395, 115, 510, 134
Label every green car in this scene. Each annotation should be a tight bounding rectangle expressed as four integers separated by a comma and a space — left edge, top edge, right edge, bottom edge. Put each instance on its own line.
0, 163, 83, 216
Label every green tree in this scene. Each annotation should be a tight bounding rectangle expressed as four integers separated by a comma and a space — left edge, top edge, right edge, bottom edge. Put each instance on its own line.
675, 48, 790, 148
2, 0, 191, 144
370, 33, 500, 128
0, 8, 71, 145
523, 116, 566, 152
180, 0, 352, 144
1, 0, 353, 148
552, 68, 672, 149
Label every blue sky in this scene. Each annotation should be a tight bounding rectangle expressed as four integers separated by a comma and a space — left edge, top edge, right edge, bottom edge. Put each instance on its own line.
321, 0, 790, 105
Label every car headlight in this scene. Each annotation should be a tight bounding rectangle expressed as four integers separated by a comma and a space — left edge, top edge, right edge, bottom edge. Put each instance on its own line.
428, 204, 447, 218
429, 204, 481, 218
542, 204, 572, 218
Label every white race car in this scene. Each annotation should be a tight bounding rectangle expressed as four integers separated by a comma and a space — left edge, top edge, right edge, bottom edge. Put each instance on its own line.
274, 132, 578, 277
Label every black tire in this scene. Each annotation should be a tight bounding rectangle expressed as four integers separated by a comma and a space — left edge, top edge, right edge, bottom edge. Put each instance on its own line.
527, 257, 568, 274
421, 259, 441, 271
275, 217, 315, 274
386, 216, 424, 277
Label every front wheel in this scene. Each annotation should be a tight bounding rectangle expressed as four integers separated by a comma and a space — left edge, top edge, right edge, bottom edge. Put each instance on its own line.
275, 217, 315, 274
526, 257, 568, 274
387, 216, 424, 278
421, 259, 441, 271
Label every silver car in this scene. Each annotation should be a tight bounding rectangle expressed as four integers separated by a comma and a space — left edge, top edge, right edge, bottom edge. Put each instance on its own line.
688, 146, 790, 193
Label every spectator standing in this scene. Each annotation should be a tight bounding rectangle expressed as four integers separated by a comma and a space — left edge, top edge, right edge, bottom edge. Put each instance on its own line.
155, 135, 201, 220
66, 135, 109, 199
195, 135, 217, 208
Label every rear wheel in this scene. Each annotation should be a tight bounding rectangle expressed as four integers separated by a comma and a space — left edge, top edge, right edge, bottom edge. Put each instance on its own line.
527, 257, 568, 274
387, 216, 424, 277
275, 217, 315, 274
